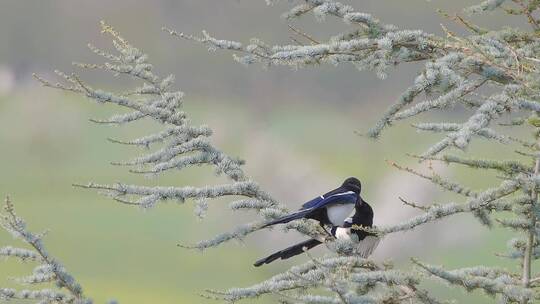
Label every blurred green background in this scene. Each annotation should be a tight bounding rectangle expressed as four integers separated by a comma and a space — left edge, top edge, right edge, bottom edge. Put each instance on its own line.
0, 1, 533, 303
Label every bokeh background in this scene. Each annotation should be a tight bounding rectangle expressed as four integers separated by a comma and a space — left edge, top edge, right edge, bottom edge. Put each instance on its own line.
0, 1, 531, 303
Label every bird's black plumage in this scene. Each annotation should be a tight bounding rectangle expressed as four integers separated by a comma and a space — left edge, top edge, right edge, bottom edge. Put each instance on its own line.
254, 199, 376, 267
253, 239, 321, 267
261, 177, 363, 228
344, 198, 374, 240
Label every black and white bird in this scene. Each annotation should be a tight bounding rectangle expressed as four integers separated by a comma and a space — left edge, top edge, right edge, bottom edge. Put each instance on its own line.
254, 206, 379, 267
261, 177, 365, 229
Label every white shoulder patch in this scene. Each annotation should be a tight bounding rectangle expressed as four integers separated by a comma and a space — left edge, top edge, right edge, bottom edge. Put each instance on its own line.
328, 191, 355, 198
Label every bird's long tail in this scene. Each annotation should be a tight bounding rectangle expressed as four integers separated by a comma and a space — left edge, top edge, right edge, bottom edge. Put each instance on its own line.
260, 209, 313, 228
253, 239, 321, 267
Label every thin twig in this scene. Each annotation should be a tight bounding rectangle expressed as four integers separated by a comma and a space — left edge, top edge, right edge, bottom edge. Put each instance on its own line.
287, 24, 320, 45
398, 196, 430, 211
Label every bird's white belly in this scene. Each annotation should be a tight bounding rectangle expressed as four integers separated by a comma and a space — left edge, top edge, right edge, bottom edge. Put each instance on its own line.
334, 227, 352, 240
326, 204, 355, 226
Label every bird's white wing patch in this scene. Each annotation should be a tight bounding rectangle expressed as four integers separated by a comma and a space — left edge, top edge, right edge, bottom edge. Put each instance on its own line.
327, 191, 355, 200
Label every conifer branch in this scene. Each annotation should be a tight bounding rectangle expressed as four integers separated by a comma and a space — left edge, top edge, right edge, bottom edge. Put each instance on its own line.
34, 21, 288, 249
410, 154, 532, 175
378, 179, 520, 235
387, 160, 478, 197
413, 259, 534, 303
0, 197, 92, 303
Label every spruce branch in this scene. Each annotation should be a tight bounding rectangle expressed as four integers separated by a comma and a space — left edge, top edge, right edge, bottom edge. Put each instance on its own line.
206, 254, 437, 303
413, 259, 534, 303
377, 179, 520, 235
175, 0, 534, 142
409, 154, 532, 175
387, 160, 478, 197
34, 21, 291, 249
0, 197, 92, 304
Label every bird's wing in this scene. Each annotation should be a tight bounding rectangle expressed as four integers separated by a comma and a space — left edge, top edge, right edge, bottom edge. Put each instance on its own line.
308, 191, 357, 209
253, 239, 322, 267
261, 191, 356, 228
301, 186, 348, 209
260, 208, 315, 228
300, 195, 324, 209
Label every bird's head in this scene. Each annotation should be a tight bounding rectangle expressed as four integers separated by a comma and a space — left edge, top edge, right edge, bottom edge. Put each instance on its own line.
342, 177, 361, 194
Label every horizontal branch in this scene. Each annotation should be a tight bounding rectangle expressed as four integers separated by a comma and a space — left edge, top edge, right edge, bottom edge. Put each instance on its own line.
377, 180, 520, 235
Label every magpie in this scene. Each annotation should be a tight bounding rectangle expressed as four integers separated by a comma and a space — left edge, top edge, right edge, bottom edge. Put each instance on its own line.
261, 177, 365, 229
253, 204, 378, 267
